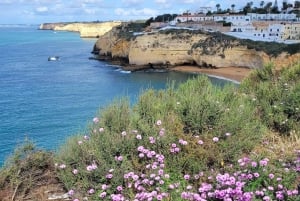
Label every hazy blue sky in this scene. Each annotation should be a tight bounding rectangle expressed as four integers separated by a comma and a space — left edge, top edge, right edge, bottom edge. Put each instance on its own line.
0, 0, 289, 24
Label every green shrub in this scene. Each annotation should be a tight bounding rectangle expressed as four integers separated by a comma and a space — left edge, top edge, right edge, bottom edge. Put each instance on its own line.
52, 65, 300, 199
241, 63, 300, 134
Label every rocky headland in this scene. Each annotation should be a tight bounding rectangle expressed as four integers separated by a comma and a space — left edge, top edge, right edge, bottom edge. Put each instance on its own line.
39, 21, 300, 80
92, 22, 300, 74
39, 21, 121, 38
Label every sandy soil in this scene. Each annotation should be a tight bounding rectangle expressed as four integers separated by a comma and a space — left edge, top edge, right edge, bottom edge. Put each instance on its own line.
171, 66, 253, 82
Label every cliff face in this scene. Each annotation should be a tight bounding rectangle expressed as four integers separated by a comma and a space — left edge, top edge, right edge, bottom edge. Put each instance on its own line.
189, 37, 267, 69
192, 47, 266, 69
39, 23, 67, 30
94, 26, 122, 57
128, 33, 205, 66
39, 22, 121, 38
94, 29, 300, 69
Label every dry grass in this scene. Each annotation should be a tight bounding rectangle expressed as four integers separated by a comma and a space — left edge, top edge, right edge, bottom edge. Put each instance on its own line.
252, 130, 300, 162
0, 150, 67, 201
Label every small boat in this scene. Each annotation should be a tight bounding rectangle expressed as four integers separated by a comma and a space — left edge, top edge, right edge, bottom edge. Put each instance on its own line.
48, 56, 60, 61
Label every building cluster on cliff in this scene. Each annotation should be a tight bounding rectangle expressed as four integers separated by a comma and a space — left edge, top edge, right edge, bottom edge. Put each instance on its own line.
150, 0, 300, 44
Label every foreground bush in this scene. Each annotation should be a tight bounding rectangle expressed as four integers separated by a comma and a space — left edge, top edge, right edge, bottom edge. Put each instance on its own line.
55, 68, 299, 200
241, 63, 300, 134
1, 64, 299, 200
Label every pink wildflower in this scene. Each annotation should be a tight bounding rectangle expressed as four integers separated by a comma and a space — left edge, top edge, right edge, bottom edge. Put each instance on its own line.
115, 156, 123, 161
117, 186, 123, 191
184, 174, 190, 180
213, 137, 219, 142
106, 173, 113, 179
101, 184, 108, 190
159, 128, 165, 136
88, 188, 95, 194
59, 164, 66, 169
72, 169, 78, 175
99, 192, 107, 198
93, 117, 99, 123
86, 165, 93, 171
68, 189, 75, 196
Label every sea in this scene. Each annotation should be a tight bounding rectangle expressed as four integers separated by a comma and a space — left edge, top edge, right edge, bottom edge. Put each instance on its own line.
0, 25, 230, 166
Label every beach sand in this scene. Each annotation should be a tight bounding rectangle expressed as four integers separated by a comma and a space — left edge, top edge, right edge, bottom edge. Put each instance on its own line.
171, 66, 253, 82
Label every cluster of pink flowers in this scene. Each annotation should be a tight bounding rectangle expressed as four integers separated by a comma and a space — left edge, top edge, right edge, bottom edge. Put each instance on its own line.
179, 139, 188, 145
124, 146, 169, 201
179, 156, 299, 201
149, 136, 156, 144
169, 143, 180, 154
86, 162, 97, 171
58, 119, 300, 201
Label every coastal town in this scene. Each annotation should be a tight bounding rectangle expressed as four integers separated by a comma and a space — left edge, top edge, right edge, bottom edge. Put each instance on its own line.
149, 0, 300, 44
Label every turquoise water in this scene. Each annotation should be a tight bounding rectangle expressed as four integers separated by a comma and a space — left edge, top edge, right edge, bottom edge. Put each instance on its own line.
0, 25, 229, 166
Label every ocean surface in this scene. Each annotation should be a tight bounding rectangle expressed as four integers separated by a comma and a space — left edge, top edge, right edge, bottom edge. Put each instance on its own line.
0, 25, 230, 166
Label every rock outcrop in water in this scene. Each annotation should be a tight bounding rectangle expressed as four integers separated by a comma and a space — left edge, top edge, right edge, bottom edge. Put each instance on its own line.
39, 22, 121, 38
93, 24, 300, 70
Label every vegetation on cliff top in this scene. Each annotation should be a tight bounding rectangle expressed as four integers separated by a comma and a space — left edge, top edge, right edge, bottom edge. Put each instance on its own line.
189, 31, 300, 57
0, 62, 299, 200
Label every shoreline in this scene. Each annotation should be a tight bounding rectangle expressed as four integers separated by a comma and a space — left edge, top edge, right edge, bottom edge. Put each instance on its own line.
99, 57, 253, 83
170, 66, 253, 83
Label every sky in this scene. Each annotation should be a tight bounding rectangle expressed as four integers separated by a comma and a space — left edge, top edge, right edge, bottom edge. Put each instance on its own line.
0, 0, 291, 24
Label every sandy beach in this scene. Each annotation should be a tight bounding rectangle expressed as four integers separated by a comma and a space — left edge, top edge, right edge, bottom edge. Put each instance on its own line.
171, 66, 253, 82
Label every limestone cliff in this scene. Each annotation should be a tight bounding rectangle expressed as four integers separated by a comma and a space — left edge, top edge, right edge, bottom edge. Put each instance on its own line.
189, 36, 267, 69
94, 25, 124, 58
39, 23, 67, 30
129, 32, 205, 66
94, 28, 300, 69
39, 22, 121, 38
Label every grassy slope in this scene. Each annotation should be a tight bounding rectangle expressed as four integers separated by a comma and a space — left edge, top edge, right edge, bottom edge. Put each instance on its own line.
0, 63, 299, 200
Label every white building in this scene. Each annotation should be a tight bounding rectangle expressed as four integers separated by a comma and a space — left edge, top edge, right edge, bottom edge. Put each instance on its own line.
173, 11, 300, 43
226, 22, 300, 43
174, 14, 251, 25
174, 14, 213, 23
174, 13, 298, 25
247, 13, 298, 21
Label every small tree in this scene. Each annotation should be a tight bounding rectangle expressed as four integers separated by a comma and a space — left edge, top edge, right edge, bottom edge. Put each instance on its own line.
260, 1, 265, 8
216, 4, 221, 13
231, 4, 235, 13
